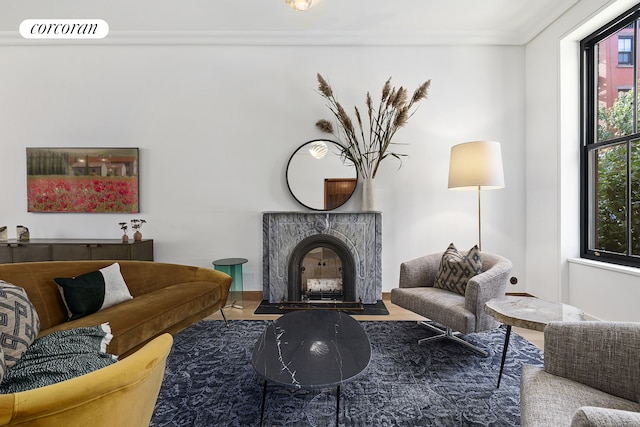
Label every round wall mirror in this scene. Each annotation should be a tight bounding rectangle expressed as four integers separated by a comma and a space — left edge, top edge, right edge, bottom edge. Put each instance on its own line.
286, 139, 357, 211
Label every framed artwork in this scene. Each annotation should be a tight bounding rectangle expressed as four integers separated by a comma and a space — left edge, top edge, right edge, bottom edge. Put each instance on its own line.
26, 147, 139, 213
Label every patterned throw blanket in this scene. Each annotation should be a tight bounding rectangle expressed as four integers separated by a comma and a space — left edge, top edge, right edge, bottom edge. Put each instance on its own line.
0, 323, 117, 394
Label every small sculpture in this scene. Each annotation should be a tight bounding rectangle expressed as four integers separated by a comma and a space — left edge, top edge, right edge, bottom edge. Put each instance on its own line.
0, 226, 7, 242
119, 222, 129, 243
17, 225, 30, 242
130, 219, 146, 241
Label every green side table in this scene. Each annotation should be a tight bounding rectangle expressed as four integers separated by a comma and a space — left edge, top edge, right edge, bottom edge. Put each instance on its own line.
213, 257, 248, 310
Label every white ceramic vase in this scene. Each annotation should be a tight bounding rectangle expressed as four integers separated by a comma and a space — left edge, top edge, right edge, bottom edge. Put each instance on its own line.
361, 178, 376, 211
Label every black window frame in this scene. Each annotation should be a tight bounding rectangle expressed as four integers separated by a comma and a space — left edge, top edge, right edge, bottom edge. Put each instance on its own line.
581, 3, 640, 268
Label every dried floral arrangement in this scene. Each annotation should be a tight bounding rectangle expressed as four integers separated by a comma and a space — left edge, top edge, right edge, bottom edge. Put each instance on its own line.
130, 219, 146, 231
315, 73, 431, 179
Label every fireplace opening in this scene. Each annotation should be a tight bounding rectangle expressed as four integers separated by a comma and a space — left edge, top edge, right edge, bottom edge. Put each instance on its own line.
302, 247, 343, 300
287, 234, 356, 303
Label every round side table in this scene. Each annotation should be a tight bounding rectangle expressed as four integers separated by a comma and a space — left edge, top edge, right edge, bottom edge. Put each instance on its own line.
484, 296, 585, 388
212, 258, 248, 310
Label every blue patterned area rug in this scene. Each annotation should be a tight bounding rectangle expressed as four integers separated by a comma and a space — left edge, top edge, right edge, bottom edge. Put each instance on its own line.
151, 320, 543, 426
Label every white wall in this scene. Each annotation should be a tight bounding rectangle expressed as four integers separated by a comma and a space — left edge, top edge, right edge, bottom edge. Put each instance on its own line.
526, 0, 640, 321
0, 36, 526, 295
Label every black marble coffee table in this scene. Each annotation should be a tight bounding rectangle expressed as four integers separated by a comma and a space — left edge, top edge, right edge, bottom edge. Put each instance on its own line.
251, 309, 371, 425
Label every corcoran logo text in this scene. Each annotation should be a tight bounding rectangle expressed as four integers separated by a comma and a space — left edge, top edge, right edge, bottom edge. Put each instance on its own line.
20, 19, 109, 39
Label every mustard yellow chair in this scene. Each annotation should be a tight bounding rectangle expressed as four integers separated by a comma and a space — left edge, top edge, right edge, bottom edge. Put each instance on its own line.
0, 333, 172, 426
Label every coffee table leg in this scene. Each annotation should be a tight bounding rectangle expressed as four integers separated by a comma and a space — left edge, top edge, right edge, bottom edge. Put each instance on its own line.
497, 325, 512, 388
260, 380, 268, 426
336, 385, 340, 426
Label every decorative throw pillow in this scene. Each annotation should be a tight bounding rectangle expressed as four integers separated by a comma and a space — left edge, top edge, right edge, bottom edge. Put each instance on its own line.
0, 346, 5, 384
433, 243, 482, 296
0, 281, 41, 368
55, 262, 132, 321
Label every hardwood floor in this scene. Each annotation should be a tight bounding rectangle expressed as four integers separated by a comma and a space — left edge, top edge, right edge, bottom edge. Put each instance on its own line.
207, 292, 544, 350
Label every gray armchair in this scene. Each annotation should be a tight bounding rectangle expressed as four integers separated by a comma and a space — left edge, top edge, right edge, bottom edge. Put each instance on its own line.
390, 251, 512, 355
520, 321, 640, 426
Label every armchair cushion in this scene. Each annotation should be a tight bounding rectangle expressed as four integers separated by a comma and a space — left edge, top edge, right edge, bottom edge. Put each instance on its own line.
571, 406, 640, 427
544, 322, 640, 403
520, 364, 640, 426
520, 321, 640, 426
434, 243, 482, 295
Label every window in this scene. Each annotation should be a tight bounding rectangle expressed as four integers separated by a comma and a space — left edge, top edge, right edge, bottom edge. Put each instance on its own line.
581, 4, 640, 267
619, 35, 633, 65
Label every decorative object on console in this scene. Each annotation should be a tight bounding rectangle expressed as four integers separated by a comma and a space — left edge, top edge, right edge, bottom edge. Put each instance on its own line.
285, 0, 318, 12
16, 225, 30, 242
315, 73, 431, 210
130, 218, 146, 241
26, 147, 139, 213
434, 243, 482, 296
119, 222, 129, 243
54, 262, 133, 320
0, 226, 6, 242
286, 139, 357, 211
448, 140, 504, 250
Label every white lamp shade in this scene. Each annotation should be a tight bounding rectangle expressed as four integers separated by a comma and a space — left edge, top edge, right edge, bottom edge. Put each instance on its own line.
448, 140, 505, 190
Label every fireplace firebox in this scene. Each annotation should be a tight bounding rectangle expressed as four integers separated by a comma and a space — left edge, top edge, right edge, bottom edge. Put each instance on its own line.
288, 234, 356, 302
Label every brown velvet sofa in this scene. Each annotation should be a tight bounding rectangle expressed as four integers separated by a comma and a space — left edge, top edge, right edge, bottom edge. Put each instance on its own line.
0, 260, 232, 357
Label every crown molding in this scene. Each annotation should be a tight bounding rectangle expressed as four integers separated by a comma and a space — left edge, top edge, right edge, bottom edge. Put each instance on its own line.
0, 29, 525, 47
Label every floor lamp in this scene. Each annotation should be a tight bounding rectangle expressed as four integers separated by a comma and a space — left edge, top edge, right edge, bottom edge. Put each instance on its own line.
448, 141, 505, 251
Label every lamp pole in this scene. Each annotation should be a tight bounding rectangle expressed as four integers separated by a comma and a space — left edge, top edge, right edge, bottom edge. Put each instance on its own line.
477, 185, 482, 251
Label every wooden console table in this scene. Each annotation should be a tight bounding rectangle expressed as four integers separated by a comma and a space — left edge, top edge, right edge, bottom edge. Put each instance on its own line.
0, 239, 153, 263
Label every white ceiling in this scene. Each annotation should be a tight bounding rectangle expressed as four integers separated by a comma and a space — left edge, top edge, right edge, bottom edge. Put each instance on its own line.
261, 0, 584, 45
0, 0, 583, 45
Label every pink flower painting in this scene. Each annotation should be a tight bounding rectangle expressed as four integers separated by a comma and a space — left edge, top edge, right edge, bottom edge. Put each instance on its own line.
26, 148, 139, 213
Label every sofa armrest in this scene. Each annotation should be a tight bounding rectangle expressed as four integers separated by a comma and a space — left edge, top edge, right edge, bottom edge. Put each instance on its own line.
544, 321, 640, 403
571, 406, 640, 427
398, 253, 441, 288
0, 333, 172, 427
464, 254, 511, 331
195, 268, 232, 308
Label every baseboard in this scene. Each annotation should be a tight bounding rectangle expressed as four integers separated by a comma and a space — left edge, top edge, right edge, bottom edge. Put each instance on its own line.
246, 291, 535, 299
244, 291, 263, 300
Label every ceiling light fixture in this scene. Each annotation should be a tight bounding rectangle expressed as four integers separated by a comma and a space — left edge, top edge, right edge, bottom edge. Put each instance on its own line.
308, 140, 328, 159
285, 0, 318, 12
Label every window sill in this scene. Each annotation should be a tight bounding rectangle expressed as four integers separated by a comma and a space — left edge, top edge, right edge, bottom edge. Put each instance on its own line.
568, 257, 640, 277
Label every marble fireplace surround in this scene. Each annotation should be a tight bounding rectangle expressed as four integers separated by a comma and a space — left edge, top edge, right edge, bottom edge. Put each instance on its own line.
263, 212, 382, 304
